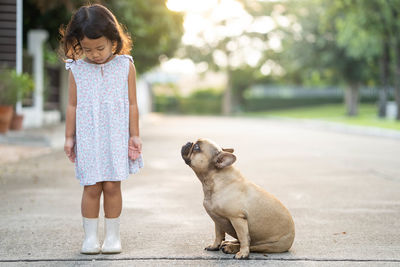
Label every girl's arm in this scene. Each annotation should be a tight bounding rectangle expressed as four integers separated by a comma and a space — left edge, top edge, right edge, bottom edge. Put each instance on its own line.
64, 70, 77, 163
128, 61, 139, 137
128, 61, 142, 160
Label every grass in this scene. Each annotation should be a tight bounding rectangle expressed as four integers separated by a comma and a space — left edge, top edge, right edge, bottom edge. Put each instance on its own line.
244, 104, 400, 131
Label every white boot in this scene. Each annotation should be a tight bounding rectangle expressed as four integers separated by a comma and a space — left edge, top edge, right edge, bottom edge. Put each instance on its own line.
81, 217, 101, 254
101, 217, 122, 254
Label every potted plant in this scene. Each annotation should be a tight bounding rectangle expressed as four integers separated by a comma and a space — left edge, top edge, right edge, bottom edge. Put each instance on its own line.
0, 69, 34, 133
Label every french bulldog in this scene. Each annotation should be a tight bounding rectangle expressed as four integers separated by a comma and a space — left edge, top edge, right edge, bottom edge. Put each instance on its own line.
181, 138, 295, 259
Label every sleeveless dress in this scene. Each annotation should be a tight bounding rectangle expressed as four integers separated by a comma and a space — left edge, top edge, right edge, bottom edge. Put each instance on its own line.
66, 55, 144, 186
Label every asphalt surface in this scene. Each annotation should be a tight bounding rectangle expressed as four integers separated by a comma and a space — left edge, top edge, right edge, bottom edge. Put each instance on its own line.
0, 115, 399, 266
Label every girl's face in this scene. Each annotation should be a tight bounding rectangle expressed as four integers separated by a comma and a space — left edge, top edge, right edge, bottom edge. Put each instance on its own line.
80, 36, 113, 64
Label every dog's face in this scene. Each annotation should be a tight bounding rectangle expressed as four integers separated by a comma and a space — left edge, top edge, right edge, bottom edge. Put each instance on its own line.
181, 138, 236, 173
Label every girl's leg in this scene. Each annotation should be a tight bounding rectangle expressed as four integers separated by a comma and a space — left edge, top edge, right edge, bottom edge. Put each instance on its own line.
103, 181, 122, 218
80, 182, 102, 254
102, 181, 122, 253
81, 182, 103, 218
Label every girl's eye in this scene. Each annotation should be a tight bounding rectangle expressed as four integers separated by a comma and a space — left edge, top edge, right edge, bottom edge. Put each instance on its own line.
193, 144, 200, 152
98, 48, 104, 51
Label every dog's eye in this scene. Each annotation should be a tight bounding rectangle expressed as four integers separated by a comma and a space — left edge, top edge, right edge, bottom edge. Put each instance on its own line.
193, 143, 200, 152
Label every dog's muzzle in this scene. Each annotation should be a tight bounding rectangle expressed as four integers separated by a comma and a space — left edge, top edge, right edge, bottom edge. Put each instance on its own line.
181, 142, 193, 165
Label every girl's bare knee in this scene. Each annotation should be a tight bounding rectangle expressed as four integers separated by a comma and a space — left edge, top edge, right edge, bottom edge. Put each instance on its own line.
103, 181, 121, 196
83, 183, 102, 199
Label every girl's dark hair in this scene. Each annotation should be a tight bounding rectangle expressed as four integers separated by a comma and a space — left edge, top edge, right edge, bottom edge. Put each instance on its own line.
59, 4, 132, 60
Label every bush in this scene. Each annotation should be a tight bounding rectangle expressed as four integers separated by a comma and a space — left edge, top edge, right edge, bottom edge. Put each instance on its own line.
243, 96, 342, 111
154, 95, 181, 113
0, 69, 34, 106
243, 96, 378, 112
154, 88, 222, 114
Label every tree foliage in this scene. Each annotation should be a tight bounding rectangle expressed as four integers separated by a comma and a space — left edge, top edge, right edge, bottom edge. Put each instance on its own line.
23, 0, 184, 73
187, 0, 400, 118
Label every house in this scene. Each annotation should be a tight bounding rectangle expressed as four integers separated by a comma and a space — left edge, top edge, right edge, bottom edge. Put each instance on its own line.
0, 0, 20, 70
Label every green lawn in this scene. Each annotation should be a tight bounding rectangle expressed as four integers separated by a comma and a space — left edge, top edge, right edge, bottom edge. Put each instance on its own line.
244, 104, 400, 131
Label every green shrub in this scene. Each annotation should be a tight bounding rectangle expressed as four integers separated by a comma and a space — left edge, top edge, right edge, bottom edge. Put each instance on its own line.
182, 88, 222, 114
154, 88, 222, 114
0, 69, 34, 106
243, 96, 378, 112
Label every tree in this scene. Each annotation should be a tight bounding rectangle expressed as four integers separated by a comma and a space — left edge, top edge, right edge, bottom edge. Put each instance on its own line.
111, 0, 183, 73
257, 0, 374, 116
388, 0, 400, 120
247, 0, 393, 117
322, 0, 389, 117
183, 0, 372, 115
319, 0, 400, 119
182, 1, 269, 114
24, 0, 184, 74
183, 0, 400, 119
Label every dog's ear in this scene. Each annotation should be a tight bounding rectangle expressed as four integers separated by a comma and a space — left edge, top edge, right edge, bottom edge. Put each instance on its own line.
214, 152, 236, 169
222, 148, 234, 153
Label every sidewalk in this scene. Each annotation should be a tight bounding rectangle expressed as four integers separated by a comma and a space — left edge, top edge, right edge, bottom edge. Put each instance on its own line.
0, 123, 65, 164
0, 115, 399, 266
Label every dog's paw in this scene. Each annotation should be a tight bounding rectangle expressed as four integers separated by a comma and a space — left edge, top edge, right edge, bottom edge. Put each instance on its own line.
204, 244, 220, 251
221, 239, 239, 248
221, 243, 240, 254
221, 239, 240, 247
234, 250, 249, 260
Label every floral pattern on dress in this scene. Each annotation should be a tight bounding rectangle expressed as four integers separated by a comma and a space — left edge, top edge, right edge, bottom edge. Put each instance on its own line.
66, 55, 143, 186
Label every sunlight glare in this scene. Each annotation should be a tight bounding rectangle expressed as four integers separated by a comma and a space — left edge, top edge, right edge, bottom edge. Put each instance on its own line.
249, 16, 275, 34
161, 58, 196, 74
166, 0, 218, 12
164, 0, 282, 73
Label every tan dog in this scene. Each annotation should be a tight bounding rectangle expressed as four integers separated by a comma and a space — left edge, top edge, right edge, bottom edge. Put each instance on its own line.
181, 138, 295, 259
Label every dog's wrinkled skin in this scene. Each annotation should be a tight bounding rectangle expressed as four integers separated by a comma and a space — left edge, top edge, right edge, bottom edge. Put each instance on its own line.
181, 138, 295, 260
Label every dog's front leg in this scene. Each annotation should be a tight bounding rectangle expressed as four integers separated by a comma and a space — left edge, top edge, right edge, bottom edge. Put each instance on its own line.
230, 217, 250, 259
204, 223, 225, 251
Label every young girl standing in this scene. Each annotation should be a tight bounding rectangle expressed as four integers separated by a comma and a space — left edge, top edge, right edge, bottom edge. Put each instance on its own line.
61, 4, 143, 254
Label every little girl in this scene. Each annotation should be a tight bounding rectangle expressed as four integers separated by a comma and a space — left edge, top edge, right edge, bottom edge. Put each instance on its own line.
61, 4, 143, 254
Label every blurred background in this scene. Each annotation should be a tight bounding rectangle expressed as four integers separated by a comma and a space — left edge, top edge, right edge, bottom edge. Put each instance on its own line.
2, 1, 400, 262
1, 0, 400, 133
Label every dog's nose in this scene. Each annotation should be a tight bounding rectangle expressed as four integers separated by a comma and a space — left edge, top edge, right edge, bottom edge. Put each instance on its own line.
181, 142, 193, 157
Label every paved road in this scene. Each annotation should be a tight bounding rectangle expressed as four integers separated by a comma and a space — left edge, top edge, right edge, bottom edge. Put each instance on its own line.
1, 115, 399, 266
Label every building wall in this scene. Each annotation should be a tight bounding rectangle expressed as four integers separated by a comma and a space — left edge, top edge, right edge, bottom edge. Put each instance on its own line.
0, 0, 16, 68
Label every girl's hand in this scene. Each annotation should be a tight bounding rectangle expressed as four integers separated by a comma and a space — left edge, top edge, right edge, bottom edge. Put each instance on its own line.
128, 136, 142, 161
64, 137, 76, 163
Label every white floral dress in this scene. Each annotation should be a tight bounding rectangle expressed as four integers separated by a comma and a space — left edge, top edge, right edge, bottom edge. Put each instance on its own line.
66, 55, 143, 186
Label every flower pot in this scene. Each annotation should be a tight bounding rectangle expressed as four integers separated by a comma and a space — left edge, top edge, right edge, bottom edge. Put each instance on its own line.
0, 105, 14, 133
10, 113, 24, 131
